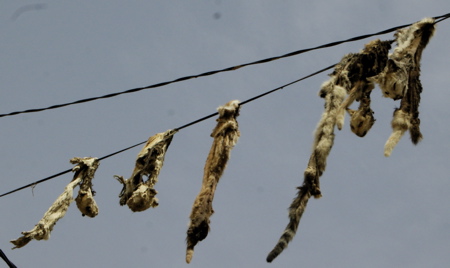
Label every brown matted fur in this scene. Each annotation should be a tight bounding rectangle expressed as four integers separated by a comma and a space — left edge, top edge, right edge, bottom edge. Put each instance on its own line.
334, 39, 392, 136
115, 129, 177, 212
186, 100, 240, 263
10, 157, 99, 249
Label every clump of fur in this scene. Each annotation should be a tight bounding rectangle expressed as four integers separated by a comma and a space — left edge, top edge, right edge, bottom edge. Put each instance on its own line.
347, 82, 376, 137
10, 157, 100, 249
186, 100, 240, 264
334, 39, 391, 135
115, 129, 176, 212
372, 18, 435, 156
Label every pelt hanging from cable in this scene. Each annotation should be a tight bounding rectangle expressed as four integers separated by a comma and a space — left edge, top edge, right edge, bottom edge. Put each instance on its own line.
74, 157, 100, 218
115, 129, 177, 212
266, 39, 391, 262
333, 39, 392, 136
10, 157, 99, 249
266, 72, 346, 263
369, 18, 436, 156
186, 100, 240, 264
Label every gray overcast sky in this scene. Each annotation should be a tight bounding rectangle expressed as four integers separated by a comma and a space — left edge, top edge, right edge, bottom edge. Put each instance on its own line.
1, 1, 450, 267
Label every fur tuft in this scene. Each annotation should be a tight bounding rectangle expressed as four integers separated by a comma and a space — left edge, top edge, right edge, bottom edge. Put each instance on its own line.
384, 109, 410, 157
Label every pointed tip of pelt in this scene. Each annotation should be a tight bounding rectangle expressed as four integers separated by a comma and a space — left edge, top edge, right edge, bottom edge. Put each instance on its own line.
186, 248, 194, 263
384, 148, 392, 157
336, 112, 344, 130
266, 253, 275, 263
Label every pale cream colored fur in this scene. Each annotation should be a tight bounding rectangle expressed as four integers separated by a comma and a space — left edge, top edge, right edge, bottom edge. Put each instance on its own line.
384, 109, 411, 157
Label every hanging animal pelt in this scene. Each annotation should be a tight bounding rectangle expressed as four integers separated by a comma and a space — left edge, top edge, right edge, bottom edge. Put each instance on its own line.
333, 39, 392, 136
74, 157, 100, 218
267, 40, 391, 261
115, 129, 177, 212
186, 100, 240, 264
10, 157, 99, 249
266, 72, 346, 262
369, 18, 436, 156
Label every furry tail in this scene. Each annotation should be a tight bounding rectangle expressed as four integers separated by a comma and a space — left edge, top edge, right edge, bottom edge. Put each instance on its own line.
409, 118, 423, 145
266, 185, 311, 263
185, 220, 209, 263
185, 248, 194, 264
384, 109, 410, 157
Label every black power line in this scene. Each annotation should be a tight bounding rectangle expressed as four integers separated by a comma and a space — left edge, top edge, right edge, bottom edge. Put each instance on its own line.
0, 249, 17, 268
0, 63, 335, 198
1, 12, 448, 119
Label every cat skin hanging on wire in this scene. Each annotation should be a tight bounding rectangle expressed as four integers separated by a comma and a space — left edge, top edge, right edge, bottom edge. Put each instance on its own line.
75, 157, 100, 218
10, 157, 100, 249
266, 72, 346, 263
266, 38, 391, 263
369, 18, 436, 156
334, 39, 392, 136
115, 129, 177, 212
186, 100, 240, 264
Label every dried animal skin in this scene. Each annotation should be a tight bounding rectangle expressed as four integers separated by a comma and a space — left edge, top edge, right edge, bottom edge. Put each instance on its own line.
268, 40, 391, 262
347, 83, 376, 137
10, 157, 99, 249
378, 18, 435, 156
266, 80, 345, 263
337, 81, 376, 134
115, 129, 177, 212
266, 179, 311, 263
334, 39, 391, 131
370, 59, 408, 100
312, 80, 347, 177
73, 157, 100, 217
186, 100, 240, 264
76, 187, 98, 217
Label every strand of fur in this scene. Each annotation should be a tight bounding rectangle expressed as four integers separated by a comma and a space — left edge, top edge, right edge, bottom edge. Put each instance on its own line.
10, 157, 99, 249
381, 18, 435, 156
186, 100, 240, 264
115, 129, 177, 212
266, 78, 345, 263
